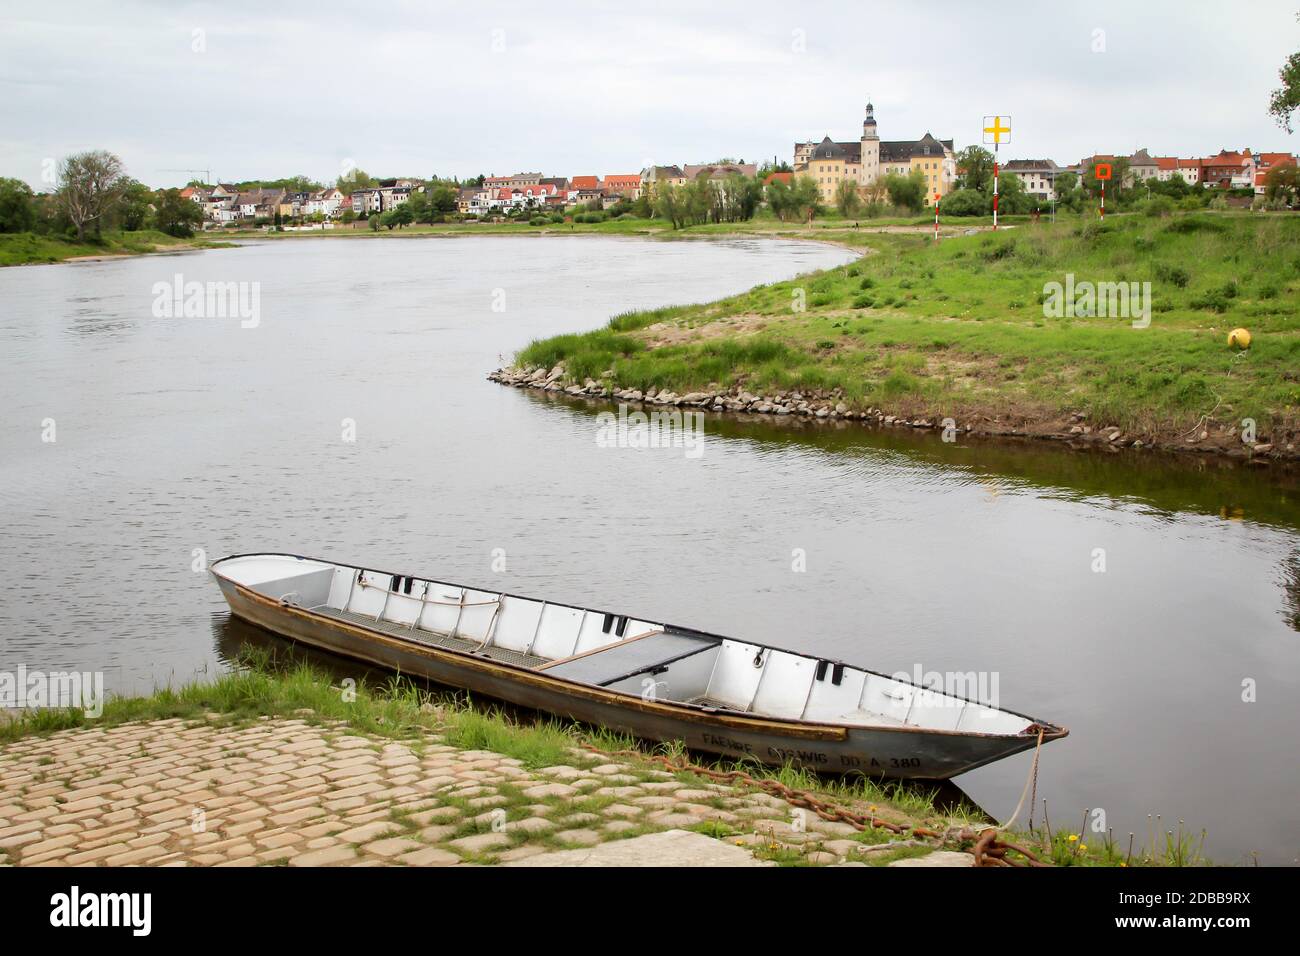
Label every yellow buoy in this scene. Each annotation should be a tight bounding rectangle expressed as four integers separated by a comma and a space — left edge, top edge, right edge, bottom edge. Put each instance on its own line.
1228, 328, 1251, 349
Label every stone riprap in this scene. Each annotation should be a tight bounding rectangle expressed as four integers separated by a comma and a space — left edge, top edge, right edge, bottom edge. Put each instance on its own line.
0, 716, 964, 867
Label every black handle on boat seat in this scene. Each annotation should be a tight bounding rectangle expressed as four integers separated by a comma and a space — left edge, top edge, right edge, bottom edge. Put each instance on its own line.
602, 613, 614, 634
831, 662, 845, 686
616, 616, 628, 637
815, 660, 829, 681
390, 575, 400, 593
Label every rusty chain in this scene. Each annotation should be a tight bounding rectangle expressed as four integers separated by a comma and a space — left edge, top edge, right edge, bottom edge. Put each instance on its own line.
583, 743, 1046, 867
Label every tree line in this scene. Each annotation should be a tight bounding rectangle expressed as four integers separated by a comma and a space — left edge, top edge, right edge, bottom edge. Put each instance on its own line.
0, 150, 204, 241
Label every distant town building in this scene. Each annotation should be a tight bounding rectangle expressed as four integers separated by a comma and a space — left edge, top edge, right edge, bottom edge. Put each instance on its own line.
793, 103, 955, 206
1001, 159, 1060, 200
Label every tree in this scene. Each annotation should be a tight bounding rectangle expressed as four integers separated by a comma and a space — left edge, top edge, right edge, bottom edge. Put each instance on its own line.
429, 183, 458, 216
404, 189, 431, 224
118, 179, 154, 231
155, 187, 203, 237
883, 169, 926, 212
955, 145, 995, 192
382, 204, 414, 229
993, 171, 1032, 214
57, 150, 127, 240
938, 188, 988, 217
711, 174, 762, 222
1082, 157, 1131, 205
337, 167, 377, 194
1264, 164, 1300, 205
765, 176, 821, 222
834, 178, 862, 218
1269, 21, 1300, 132
0, 177, 36, 232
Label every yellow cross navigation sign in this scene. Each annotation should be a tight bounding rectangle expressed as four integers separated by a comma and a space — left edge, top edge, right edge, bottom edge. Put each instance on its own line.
982, 115, 1011, 145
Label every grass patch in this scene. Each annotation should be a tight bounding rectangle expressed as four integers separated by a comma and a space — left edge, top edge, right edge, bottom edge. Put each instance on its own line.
509, 211, 1300, 437
0, 229, 227, 267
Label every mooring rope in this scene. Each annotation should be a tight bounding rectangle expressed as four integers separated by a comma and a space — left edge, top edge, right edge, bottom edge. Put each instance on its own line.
1000, 725, 1046, 832
581, 742, 1047, 866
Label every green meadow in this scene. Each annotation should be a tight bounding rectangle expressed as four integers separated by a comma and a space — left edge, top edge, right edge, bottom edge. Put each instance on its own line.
0, 229, 227, 267
516, 212, 1300, 438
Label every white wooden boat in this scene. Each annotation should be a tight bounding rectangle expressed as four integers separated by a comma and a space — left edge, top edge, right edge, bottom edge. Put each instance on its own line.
210, 553, 1067, 779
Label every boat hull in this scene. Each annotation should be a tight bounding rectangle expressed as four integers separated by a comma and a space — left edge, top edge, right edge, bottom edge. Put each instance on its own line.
216, 577, 1052, 780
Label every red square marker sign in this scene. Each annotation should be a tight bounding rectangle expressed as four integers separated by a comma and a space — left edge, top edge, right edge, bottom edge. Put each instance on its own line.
1095, 163, 1113, 181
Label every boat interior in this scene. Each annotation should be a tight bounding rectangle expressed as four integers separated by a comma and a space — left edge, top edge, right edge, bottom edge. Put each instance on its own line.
215, 554, 1033, 735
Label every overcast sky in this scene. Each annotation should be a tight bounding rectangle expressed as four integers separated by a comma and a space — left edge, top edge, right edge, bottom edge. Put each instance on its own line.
2, 0, 1297, 189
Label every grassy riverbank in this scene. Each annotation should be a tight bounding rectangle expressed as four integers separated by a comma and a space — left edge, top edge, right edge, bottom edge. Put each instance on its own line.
0, 229, 229, 266
0, 648, 1205, 866
214, 210, 976, 245
510, 212, 1300, 459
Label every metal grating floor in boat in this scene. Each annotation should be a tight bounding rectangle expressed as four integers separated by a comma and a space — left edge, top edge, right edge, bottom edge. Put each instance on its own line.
311, 606, 548, 669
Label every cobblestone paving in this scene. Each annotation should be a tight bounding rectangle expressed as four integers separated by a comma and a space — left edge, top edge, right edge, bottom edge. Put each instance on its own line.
0, 716, 952, 867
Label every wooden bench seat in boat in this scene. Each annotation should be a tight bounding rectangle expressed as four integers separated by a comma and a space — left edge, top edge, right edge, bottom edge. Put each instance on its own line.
538, 630, 718, 687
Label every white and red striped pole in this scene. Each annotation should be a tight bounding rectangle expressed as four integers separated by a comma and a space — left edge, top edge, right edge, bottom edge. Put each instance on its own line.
933, 192, 940, 240
992, 143, 999, 230
1100, 180, 1105, 220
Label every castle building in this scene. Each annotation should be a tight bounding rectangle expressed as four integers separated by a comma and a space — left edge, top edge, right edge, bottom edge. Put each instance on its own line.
793, 103, 956, 206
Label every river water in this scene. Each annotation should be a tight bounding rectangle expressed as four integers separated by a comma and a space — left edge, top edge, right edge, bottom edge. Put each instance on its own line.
1, 234, 1297, 864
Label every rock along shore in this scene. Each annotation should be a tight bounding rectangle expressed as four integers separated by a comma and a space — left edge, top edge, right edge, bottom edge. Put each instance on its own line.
488, 363, 1297, 464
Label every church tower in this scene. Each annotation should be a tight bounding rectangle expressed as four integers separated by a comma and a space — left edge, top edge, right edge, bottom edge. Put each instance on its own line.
860, 101, 880, 185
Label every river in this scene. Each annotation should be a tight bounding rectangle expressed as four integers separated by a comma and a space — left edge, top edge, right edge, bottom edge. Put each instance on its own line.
1, 234, 1296, 864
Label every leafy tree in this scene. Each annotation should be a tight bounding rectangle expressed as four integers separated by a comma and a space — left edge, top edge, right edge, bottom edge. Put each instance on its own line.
0, 177, 36, 232
992, 171, 1032, 215
337, 167, 377, 194
765, 175, 821, 222
341, 209, 357, 223
834, 178, 862, 218
883, 169, 926, 212
117, 179, 154, 231
154, 188, 203, 236
1148, 175, 1191, 199
711, 174, 762, 222
382, 203, 414, 229
429, 183, 458, 216
404, 190, 431, 224
938, 188, 988, 216
1265, 164, 1300, 205
1269, 21, 1300, 132
955, 145, 995, 192
1054, 170, 1078, 195
58, 150, 127, 240
1082, 157, 1129, 195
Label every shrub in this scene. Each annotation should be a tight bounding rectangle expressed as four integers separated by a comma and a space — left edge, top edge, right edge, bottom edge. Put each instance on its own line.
1164, 214, 1227, 235
1188, 291, 1231, 313
1143, 196, 1176, 218
1154, 263, 1191, 288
